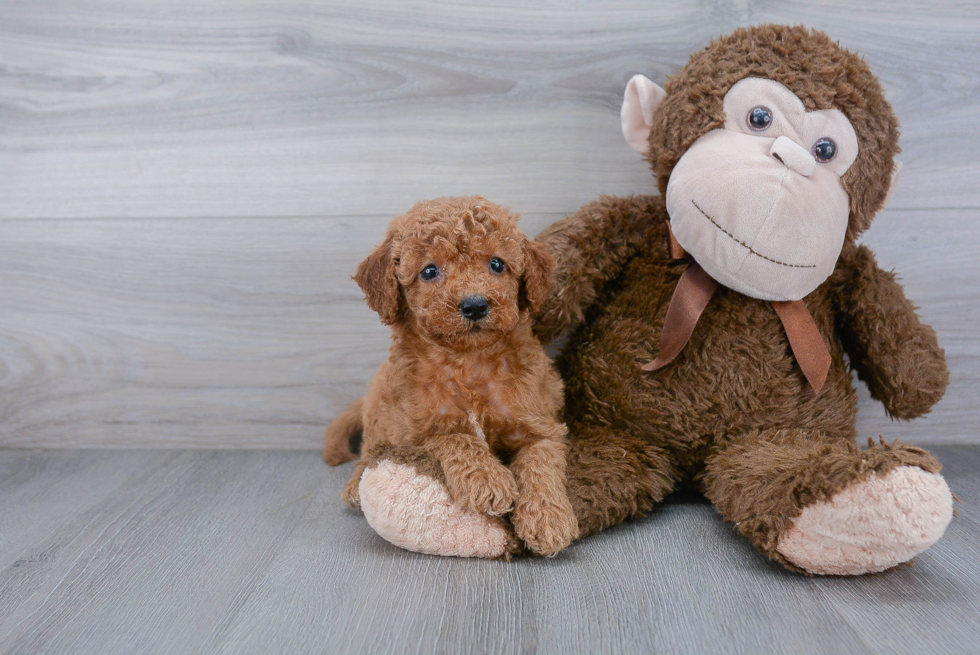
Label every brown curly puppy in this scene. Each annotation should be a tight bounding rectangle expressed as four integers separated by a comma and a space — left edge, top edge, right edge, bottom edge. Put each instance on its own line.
324, 196, 579, 557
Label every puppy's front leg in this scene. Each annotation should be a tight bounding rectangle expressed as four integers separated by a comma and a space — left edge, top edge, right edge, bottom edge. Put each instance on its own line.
510, 437, 579, 556
423, 434, 517, 516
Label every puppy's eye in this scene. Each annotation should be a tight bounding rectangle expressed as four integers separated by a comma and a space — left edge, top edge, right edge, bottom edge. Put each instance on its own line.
419, 264, 439, 281
489, 258, 505, 274
747, 106, 772, 131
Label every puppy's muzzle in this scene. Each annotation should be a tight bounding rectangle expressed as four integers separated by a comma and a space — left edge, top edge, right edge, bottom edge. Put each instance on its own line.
459, 295, 490, 322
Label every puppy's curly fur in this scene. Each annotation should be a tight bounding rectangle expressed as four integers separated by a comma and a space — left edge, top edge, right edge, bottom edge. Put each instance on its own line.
325, 196, 579, 556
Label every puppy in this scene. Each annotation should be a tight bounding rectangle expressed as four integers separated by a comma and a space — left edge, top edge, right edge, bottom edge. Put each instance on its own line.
324, 196, 579, 556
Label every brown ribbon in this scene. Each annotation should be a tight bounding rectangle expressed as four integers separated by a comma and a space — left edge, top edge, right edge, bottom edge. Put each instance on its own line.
644, 221, 831, 392
665, 219, 686, 260
641, 262, 717, 372
771, 300, 832, 393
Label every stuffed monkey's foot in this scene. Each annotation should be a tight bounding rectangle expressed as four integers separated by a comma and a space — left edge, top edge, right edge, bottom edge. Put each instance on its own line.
357, 446, 518, 559
703, 431, 953, 576
776, 466, 953, 575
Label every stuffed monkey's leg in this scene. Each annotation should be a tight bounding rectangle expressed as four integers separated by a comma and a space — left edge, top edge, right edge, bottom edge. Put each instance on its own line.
355, 424, 677, 557
565, 424, 678, 538
701, 430, 953, 575
355, 443, 518, 558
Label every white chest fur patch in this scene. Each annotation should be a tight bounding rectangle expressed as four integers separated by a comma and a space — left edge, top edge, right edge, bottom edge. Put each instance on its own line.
468, 411, 486, 441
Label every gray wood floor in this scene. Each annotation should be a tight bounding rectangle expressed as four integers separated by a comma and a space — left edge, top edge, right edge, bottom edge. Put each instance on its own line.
0, 445, 977, 655
1, 0, 978, 447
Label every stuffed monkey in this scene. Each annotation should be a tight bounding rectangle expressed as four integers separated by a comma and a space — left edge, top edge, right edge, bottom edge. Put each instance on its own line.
346, 25, 953, 574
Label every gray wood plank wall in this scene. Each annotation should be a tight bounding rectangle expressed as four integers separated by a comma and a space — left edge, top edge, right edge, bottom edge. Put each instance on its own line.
1, 0, 978, 447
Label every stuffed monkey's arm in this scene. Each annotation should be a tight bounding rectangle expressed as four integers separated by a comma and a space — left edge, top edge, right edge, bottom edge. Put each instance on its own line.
532, 194, 666, 344
835, 244, 949, 419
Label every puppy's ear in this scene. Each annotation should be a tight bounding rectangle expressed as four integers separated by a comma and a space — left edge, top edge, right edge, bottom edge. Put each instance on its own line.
519, 238, 555, 314
354, 236, 401, 325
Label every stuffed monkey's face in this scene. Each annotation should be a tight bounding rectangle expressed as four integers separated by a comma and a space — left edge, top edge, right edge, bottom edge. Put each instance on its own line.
624, 76, 861, 302
665, 78, 859, 300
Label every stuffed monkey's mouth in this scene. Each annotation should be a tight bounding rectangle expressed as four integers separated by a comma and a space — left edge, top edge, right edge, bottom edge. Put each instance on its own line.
690, 199, 816, 270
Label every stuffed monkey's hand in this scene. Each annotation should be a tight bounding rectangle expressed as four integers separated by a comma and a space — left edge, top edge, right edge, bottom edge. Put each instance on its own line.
533, 195, 666, 344
836, 245, 949, 419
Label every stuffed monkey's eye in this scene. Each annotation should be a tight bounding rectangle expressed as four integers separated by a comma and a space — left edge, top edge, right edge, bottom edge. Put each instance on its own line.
489, 258, 505, 274
813, 137, 837, 163
420, 264, 439, 281
747, 106, 773, 131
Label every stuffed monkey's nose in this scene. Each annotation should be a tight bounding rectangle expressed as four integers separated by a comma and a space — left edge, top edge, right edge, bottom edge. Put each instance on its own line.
770, 135, 816, 178
459, 296, 490, 321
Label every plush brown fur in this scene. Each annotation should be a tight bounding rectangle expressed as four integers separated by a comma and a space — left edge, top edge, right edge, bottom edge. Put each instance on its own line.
701, 432, 942, 573
324, 196, 579, 556
535, 186, 947, 562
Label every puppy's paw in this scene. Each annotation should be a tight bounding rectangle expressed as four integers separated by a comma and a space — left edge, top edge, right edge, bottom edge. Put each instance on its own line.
446, 461, 518, 517
512, 492, 579, 557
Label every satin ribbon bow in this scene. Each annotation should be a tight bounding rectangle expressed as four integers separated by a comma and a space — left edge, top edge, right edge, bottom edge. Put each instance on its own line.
642, 221, 832, 393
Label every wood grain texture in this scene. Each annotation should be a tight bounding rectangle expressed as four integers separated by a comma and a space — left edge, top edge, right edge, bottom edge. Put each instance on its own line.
0, 446, 977, 654
0, 0, 977, 448
0, 0, 977, 219
0, 450, 169, 570
0, 450, 327, 654
0, 209, 976, 447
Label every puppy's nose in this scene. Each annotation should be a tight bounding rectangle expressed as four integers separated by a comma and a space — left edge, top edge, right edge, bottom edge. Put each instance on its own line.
459, 296, 490, 321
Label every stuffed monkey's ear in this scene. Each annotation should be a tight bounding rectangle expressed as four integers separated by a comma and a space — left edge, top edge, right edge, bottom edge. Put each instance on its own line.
880, 160, 902, 212
621, 74, 666, 155
354, 236, 401, 325
519, 238, 555, 315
